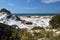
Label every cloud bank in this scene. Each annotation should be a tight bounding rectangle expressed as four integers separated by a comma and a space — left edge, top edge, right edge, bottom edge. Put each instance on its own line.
8, 3, 15, 6
42, 0, 60, 4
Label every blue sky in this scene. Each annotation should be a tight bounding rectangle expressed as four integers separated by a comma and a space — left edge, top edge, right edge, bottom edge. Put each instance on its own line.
0, 0, 60, 14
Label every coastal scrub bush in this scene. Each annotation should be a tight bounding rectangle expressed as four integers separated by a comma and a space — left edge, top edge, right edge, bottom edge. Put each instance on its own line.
31, 26, 44, 30
54, 34, 60, 40
49, 14, 60, 29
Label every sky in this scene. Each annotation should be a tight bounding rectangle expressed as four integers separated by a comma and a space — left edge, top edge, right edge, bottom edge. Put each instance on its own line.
0, 0, 60, 14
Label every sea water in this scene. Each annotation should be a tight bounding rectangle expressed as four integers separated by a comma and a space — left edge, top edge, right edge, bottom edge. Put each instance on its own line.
13, 13, 57, 16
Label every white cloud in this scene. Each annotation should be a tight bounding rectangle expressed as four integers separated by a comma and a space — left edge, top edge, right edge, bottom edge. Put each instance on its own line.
8, 3, 15, 6
42, 0, 60, 4
19, 7, 40, 10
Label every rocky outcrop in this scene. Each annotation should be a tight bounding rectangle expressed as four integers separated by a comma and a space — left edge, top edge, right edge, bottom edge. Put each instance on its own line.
0, 8, 21, 21
0, 8, 21, 28
0, 8, 11, 15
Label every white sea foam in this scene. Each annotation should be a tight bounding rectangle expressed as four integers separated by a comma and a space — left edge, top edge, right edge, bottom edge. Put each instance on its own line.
0, 12, 53, 29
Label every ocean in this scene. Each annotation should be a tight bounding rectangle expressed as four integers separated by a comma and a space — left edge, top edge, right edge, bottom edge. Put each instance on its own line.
13, 14, 57, 16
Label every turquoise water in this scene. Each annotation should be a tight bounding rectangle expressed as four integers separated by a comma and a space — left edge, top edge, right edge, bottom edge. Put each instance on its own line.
13, 14, 57, 16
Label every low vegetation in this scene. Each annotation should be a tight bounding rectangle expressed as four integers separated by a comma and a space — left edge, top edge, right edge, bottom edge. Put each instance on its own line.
49, 14, 60, 29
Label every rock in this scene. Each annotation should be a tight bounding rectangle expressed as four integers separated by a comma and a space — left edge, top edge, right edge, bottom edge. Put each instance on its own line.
0, 8, 11, 15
